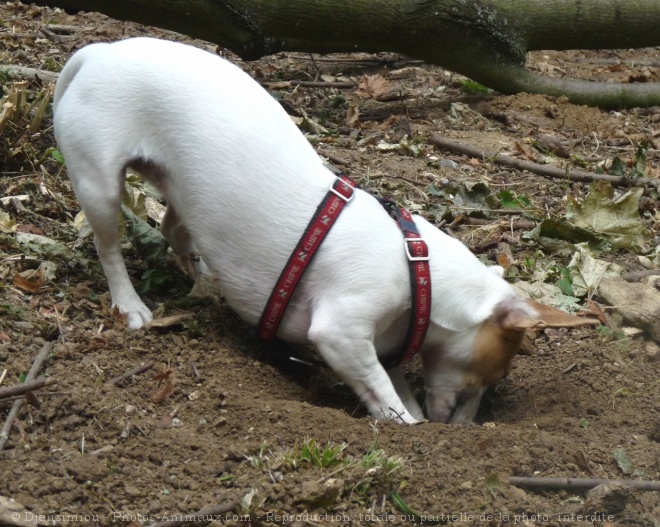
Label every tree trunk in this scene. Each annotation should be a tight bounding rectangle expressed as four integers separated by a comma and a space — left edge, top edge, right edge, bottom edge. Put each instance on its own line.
27, 0, 660, 108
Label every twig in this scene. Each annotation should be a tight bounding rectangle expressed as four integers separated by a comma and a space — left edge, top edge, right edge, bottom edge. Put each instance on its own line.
39, 26, 63, 44
0, 65, 58, 83
53, 303, 66, 345
0, 377, 57, 400
291, 80, 355, 89
45, 24, 88, 34
190, 361, 200, 379
467, 217, 536, 230
150, 502, 239, 527
0, 341, 55, 451
621, 270, 660, 282
107, 362, 155, 385
430, 136, 660, 190
508, 476, 660, 492
369, 173, 429, 187
318, 148, 351, 166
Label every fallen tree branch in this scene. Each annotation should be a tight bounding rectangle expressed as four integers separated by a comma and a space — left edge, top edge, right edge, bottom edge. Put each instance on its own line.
0, 65, 58, 83
26, 0, 660, 108
621, 270, 660, 282
0, 341, 55, 452
509, 476, 660, 492
150, 502, 239, 527
429, 135, 660, 190
107, 361, 155, 385
0, 377, 57, 401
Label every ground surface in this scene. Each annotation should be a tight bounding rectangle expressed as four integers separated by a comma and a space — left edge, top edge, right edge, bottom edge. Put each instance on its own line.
1, 3, 659, 526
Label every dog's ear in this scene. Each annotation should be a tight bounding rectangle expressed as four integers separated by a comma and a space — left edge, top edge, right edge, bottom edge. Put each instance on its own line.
500, 299, 599, 331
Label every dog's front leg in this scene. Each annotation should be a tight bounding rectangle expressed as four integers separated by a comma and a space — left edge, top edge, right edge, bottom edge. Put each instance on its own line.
309, 313, 417, 424
387, 366, 424, 422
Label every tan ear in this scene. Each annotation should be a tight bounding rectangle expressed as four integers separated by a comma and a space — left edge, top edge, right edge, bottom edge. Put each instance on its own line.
502, 299, 600, 331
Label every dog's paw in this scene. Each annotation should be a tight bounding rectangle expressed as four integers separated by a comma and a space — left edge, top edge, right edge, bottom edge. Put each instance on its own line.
113, 301, 153, 329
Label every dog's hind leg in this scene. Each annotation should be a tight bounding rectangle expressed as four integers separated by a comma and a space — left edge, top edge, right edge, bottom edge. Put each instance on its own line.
68, 157, 154, 329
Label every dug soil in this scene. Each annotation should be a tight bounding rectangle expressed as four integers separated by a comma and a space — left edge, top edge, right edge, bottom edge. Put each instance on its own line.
1, 3, 659, 526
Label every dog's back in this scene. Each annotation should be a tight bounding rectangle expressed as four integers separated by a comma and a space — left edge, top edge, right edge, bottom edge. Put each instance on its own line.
53, 38, 407, 331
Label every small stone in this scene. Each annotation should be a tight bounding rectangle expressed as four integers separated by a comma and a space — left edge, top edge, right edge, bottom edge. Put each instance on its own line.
584, 482, 631, 514
297, 478, 344, 507
66, 456, 107, 483
124, 485, 142, 498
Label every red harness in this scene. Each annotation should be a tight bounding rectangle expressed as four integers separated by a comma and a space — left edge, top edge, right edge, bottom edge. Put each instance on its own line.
257, 176, 431, 366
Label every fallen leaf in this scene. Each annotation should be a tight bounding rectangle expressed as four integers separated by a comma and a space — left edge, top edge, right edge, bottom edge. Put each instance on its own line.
152, 366, 176, 403
567, 181, 649, 251
567, 243, 624, 297
16, 224, 44, 235
145, 313, 193, 329
152, 378, 175, 404
13, 268, 46, 293
16, 232, 76, 261
345, 104, 360, 127
612, 447, 634, 475
355, 74, 390, 98
121, 205, 169, 266
0, 211, 16, 233
513, 281, 581, 312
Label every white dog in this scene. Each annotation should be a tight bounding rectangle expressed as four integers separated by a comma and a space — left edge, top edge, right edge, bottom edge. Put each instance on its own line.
53, 38, 596, 423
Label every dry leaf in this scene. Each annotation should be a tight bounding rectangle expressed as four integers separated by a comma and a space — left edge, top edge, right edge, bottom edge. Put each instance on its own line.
496, 253, 513, 270
153, 366, 175, 382
152, 379, 175, 403
16, 224, 44, 235
152, 366, 176, 403
13, 269, 45, 293
145, 313, 193, 329
355, 74, 390, 98
345, 104, 360, 127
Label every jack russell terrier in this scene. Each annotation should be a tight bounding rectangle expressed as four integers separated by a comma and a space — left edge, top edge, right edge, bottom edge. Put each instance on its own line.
53, 38, 597, 424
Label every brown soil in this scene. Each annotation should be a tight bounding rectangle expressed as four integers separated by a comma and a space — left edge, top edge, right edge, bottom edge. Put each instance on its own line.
1, 3, 659, 527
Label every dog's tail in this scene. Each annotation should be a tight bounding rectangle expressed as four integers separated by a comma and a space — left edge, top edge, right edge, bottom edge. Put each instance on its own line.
52, 44, 104, 113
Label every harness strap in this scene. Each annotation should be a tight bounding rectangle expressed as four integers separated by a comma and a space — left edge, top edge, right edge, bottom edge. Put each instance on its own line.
257, 176, 431, 368
381, 202, 432, 366
257, 176, 355, 340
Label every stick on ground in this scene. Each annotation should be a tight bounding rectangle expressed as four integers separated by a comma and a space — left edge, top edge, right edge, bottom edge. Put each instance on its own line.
0, 341, 56, 451
107, 362, 155, 385
0, 377, 57, 401
509, 476, 660, 492
430, 135, 660, 190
